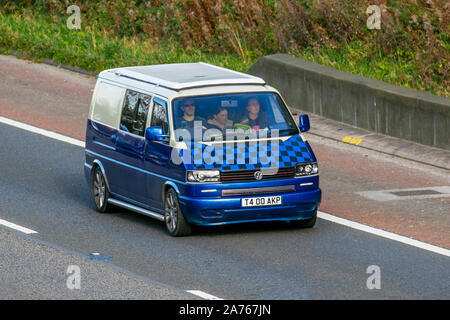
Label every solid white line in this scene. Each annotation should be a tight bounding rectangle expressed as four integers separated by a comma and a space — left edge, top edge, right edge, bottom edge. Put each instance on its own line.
318, 211, 450, 258
0, 116, 85, 148
186, 290, 224, 300
0, 218, 38, 234
1, 117, 449, 258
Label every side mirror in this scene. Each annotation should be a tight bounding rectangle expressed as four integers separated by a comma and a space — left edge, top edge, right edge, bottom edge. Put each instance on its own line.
298, 114, 310, 133
145, 126, 169, 142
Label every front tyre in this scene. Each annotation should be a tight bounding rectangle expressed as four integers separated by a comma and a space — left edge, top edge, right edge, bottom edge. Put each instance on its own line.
92, 166, 112, 213
164, 189, 192, 237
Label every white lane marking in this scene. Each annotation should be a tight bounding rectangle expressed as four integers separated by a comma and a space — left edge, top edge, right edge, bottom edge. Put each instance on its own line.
186, 290, 224, 300
1, 117, 449, 258
0, 218, 38, 234
0, 116, 85, 148
318, 211, 450, 257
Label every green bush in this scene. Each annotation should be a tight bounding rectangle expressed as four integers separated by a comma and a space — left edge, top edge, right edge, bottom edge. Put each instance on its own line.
0, 0, 448, 97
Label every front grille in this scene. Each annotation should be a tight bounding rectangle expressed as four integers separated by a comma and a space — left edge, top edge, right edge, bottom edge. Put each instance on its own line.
220, 167, 295, 182
222, 185, 296, 196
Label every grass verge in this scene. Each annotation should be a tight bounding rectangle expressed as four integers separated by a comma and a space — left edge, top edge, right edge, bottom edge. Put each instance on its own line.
0, 9, 448, 97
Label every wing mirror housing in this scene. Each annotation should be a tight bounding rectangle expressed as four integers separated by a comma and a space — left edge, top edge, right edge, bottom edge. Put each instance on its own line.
298, 114, 310, 133
145, 126, 169, 142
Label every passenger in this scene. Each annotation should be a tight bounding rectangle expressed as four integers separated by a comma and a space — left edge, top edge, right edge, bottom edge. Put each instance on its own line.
176, 98, 206, 129
240, 97, 268, 129
207, 106, 233, 133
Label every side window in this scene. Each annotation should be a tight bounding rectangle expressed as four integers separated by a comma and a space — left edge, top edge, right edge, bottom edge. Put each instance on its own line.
150, 100, 169, 135
135, 94, 151, 135
120, 90, 138, 133
120, 90, 151, 136
92, 81, 124, 127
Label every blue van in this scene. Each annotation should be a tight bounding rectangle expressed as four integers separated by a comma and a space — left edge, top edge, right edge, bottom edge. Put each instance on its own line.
85, 63, 321, 236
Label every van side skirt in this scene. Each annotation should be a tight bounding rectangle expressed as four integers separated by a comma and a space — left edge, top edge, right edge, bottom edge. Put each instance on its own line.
107, 198, 165, 222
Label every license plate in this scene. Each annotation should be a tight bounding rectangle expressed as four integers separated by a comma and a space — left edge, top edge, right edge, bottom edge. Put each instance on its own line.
241, 196, 282, 207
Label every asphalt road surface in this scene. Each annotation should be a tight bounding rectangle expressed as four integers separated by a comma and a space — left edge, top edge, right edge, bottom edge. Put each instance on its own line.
0, 123, 449, 299
0, 55, 449, 299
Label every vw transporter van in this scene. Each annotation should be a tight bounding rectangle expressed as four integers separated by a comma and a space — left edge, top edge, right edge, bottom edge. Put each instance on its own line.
84, 63, 321, 236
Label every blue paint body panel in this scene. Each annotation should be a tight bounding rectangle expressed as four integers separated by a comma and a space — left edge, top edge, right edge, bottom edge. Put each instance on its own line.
85, 116, 321, 226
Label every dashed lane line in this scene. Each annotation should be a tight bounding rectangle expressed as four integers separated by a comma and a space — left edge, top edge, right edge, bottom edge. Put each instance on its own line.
186, 290, 224, 300
0, 218, 38, 234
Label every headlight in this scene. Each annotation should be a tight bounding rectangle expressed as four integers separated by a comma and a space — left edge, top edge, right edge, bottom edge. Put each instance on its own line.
295, 163, 318, 177
187, 170, 220, 183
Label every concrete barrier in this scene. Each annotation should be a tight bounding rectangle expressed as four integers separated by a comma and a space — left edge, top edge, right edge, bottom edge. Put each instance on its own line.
247, 54, 450, 151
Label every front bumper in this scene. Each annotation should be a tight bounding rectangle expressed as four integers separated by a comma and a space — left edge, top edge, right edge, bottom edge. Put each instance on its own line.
178, 188, 321, 226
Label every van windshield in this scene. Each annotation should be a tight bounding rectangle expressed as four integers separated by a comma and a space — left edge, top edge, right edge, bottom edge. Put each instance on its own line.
172, 92, 298, 142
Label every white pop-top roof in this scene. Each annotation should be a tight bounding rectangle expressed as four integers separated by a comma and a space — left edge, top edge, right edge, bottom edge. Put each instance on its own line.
102, 62, 266, 91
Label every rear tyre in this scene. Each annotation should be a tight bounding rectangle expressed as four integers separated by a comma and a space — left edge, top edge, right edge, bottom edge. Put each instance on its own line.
290, 210, 317, 228
164, 189, 192, 237
92, 166, 113, 213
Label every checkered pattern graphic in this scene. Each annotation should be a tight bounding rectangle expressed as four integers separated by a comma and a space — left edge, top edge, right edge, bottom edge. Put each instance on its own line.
180, 135, 313, 170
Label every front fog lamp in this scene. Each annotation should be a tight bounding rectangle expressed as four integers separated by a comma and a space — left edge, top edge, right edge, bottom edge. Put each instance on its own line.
187, 170, 220, 183
295, 163, 318, 176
